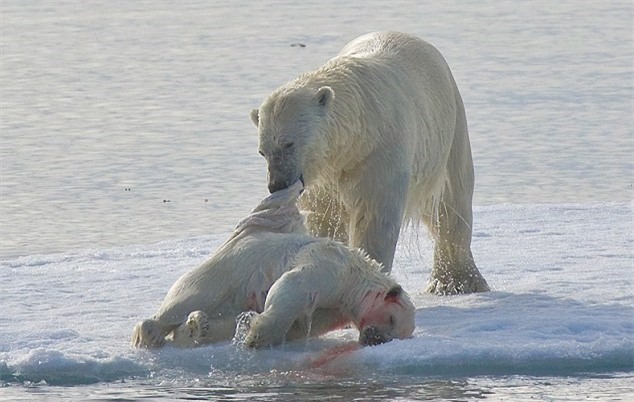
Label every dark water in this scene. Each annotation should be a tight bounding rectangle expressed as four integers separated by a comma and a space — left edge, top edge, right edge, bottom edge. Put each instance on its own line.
3, 373, 633, 401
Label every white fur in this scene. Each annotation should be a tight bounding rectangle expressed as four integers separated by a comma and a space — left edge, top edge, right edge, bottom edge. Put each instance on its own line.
131, 181, 415, 348
244, 240, 415, 348
252, 31, 489, 294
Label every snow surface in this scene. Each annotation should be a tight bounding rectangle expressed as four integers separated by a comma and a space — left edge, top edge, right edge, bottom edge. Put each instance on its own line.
1, 202, 632, 386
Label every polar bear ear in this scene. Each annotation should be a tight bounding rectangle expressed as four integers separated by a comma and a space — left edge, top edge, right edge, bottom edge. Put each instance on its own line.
250, 109, 260, 127
385, 285, 402, 302
316, 86, 335, 106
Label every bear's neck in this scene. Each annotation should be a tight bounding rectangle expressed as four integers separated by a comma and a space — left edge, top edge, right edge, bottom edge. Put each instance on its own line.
344, 286, 390, 330
297, 57, 376, 174
336, 251, 393, 326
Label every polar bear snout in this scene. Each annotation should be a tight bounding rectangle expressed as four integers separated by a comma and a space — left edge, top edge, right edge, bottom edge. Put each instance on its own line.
359, 326, 392, 347
268, 178, 291, 193
268, 174, 305, 194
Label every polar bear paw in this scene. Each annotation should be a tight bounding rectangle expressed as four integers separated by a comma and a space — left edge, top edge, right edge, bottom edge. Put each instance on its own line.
232, 311, 258, 346
131, 319, 166, 348
426, 269, 490, 295
172, 310, 210, 347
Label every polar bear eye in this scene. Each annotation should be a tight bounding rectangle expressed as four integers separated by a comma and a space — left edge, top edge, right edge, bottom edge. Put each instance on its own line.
283, 142, 294, 149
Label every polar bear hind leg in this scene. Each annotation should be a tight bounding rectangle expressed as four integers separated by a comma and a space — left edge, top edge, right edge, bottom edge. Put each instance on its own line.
170, 310, 210, 347
424, 99, 489, 295
131, 319, 168, 348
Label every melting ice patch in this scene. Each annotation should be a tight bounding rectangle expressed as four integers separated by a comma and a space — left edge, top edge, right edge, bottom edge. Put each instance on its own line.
0, 203, 632, 386
0, 350, 147, 386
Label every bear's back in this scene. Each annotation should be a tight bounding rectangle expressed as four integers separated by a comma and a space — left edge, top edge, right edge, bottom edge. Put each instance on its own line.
153, 233, 318, 324
337, 31, 448, 73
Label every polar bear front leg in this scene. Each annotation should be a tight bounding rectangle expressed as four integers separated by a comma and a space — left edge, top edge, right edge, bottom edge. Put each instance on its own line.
346, 167, 409, 273
300, 187, 349, 243
171, 310, 210, 347
244, 271, 319, 348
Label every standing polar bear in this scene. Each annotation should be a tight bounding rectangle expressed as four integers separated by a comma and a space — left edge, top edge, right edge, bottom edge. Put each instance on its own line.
131, 181, 415, 349
251, 31, 489, 294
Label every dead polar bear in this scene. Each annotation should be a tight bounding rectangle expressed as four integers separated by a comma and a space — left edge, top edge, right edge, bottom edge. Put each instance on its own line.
131, 181, 415, 348
251, 31, 489, 295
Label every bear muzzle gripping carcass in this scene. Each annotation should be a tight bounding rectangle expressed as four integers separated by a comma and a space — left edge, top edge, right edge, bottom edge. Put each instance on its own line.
268, 171, 304, 194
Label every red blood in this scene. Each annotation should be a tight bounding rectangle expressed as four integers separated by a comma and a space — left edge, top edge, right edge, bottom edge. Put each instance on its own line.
309, 342, 360, 369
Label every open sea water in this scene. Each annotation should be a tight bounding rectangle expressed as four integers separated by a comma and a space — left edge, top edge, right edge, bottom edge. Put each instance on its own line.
1, 0, 632, 400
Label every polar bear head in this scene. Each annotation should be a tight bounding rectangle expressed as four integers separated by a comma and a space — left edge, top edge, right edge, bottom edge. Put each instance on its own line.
356, 285, 416, 346
251, 85, 335, 193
